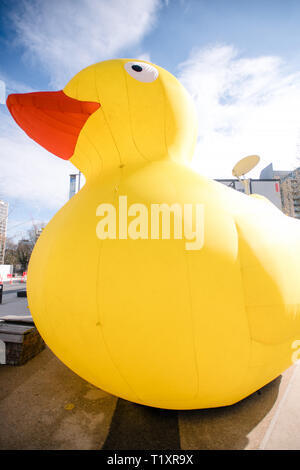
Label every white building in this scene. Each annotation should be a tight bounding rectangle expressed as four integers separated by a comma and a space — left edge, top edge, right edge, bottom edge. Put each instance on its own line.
216, 177, 282, 210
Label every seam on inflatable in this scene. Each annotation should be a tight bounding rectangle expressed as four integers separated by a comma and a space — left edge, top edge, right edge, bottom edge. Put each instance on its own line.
94, 177, 144, 404
94, 65, 123, 169
242, 302, 300, 309
73, 74, 96, 178
184, 253, 200, 400
42, 224, 61, 351
82, 128, 102, 177
251, 332, 300, 347
69, 77, 93, 177
101, 110, 123, 167
235, 225, 300, 347
122, 65, 151, 164
234, 219, 253, 389
159, 75, 170, 160
78, 128, 102, 179
75, 75, 79, 101
234, 220, 253, 342
34, 107, 83, 134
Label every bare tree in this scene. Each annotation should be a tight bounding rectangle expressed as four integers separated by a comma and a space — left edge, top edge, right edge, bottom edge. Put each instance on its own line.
16, 240, 32, 272
3, 238, 18, 265
4, 222, 46, 272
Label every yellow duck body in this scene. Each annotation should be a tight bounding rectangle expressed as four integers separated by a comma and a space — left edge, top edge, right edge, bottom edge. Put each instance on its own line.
8, 60, 300, 409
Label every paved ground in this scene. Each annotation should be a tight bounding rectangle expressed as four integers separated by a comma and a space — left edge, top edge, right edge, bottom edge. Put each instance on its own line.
0, 284, 300, 450
0, 281, 27, 318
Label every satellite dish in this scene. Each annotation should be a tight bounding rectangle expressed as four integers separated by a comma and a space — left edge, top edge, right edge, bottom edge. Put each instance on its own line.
232, 155, 260, 178
232, 155, 260, 196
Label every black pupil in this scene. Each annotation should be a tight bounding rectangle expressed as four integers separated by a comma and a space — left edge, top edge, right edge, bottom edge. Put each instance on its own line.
132, 64, 143, 72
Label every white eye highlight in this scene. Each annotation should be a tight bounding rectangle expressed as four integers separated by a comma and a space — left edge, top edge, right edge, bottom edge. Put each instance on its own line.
124, 62, 159, 83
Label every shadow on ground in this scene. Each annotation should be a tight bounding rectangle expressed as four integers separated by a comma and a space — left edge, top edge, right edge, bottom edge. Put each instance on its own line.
178, 376, 281, 450
0, 346, 282, 450
102, 376, 281, 450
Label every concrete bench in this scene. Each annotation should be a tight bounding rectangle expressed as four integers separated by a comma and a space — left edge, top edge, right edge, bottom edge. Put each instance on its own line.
0, 316, 45, 365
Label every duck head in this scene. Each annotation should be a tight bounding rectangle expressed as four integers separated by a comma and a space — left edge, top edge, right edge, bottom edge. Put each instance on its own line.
7, 59, 198, 180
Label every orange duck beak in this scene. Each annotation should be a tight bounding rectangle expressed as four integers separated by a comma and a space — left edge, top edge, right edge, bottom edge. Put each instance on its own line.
6, 90, 100, 160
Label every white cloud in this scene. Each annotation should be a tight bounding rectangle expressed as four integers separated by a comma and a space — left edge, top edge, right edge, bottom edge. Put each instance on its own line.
0, 108, 74, 212
136, 52, 152, 62
3, 39, 300, 241
1, 0, 161, 238
0, 72, 35, 95
10, 0, 161, 88
177, 45, 300, 178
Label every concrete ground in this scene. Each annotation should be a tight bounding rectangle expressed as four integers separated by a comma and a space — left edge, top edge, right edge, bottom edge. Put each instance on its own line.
0, 282, 300, 450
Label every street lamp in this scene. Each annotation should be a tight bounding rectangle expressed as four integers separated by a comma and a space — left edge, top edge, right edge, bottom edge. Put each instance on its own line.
69, 172, 82, 199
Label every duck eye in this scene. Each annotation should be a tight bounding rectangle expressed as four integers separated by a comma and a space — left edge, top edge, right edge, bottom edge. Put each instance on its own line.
124, 62, 159, 83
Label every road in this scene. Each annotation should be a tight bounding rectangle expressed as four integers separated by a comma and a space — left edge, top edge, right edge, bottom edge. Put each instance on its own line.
0, 281, 28, 319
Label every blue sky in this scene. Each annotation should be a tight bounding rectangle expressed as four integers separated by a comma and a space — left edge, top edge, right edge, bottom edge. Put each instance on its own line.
1, 0, 300, 240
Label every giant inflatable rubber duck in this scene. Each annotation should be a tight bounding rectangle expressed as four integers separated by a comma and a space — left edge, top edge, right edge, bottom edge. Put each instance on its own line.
7, 59, 300, 409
